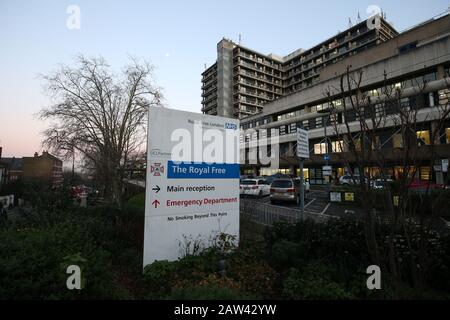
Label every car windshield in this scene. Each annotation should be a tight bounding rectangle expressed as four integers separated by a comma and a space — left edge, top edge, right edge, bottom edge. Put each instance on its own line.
271, 180, 292, 188
241, 180, 256, 185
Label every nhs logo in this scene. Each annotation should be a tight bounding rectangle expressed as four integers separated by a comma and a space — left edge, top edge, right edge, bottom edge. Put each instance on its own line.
225, 123, 237, 130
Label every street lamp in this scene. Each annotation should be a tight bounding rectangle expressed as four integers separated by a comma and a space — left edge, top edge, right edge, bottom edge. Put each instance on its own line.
317, 108, 332, 195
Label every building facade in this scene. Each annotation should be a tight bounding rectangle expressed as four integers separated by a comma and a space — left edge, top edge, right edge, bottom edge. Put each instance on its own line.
0, 155, 23, 185
238, 13, 450, 185
22, 151, 63, 188
202, 16, 398, 119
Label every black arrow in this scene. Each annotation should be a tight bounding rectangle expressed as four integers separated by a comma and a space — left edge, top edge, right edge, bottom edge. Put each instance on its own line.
152, 185, 161, 193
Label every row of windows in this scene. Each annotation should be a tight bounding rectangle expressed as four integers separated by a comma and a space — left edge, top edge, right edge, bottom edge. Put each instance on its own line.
310, 127, 450, 155
242, 125, 450, 159
240, 71, 438, 130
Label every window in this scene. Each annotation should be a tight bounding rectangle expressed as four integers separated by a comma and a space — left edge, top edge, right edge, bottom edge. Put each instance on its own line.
260, 129, 267, 139
399, 41, 417, 54
280, 143, 290, 157
271, 128, 278, 137
375, 104, 385, 117
372, 136, 381, 150
420, 167, 431, 181
315, 117, 323, 128
345, 110, 357, 122
332, 141, 344, 153
311, 104, 323, 113
393, 134, 403, 148
353, 137, 362, 152
290, 123, 297, 133
425, 92, 438, 108
446, 128, 450, 144
416, 130, 430, 146
271, 180, 292, 188
314, 142, 328, 155
330, 113, 342, 125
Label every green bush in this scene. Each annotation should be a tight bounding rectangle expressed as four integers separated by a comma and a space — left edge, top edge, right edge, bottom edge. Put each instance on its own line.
0, 222, 117, 299
143, 260, 178, 298
266, 218, 370, 277
283, 265, 353, 300
127, 193, 145, 209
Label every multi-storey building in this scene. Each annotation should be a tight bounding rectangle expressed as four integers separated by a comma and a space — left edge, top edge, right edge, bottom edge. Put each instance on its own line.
201, 16, 398, 119
239, 12, 450, 185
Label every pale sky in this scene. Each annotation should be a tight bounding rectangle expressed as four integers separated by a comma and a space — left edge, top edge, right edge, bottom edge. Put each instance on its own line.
0, 0, 448, 157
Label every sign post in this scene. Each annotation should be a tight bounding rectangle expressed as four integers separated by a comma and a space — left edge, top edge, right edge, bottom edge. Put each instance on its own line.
297, 128, 309, 220
143, 107, 240, 267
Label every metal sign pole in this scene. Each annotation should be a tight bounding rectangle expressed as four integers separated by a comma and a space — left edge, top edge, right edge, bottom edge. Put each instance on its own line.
299, 157, 304, 221
296, 127, 309, 223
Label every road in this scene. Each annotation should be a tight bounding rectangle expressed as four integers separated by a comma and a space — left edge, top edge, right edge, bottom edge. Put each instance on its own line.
241, 190, 332, 215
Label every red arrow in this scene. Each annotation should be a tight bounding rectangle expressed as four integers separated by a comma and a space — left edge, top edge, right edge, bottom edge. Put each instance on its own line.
152, 199, 160, 208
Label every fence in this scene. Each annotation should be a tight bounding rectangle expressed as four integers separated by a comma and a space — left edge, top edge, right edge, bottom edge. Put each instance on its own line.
240, 198, 331, 226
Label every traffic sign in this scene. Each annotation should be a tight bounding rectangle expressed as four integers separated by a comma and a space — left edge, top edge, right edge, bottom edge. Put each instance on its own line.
296, 128, 309, 159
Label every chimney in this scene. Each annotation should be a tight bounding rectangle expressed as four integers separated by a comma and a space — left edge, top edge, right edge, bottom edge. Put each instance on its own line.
34, 152, 38, 157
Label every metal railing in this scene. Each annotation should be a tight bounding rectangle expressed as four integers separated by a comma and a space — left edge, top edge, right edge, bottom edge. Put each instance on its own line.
240, 198, 330, 226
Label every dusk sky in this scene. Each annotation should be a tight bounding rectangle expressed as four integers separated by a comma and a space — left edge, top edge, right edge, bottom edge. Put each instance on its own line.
0, 0, 448, 157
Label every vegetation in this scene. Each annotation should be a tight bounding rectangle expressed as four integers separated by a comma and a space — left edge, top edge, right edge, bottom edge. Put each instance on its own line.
1, 190, 449, 299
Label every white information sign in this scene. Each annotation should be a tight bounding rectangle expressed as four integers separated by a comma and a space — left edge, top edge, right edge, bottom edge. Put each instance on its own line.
330, 192, 342, 202
323, 165, 332, 176
143, 107, 240, 267
297, 128, 310, 159
442, 159, 448, 173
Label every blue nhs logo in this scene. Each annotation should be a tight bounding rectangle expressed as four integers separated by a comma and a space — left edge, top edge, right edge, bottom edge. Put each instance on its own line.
225, 123, 237, 130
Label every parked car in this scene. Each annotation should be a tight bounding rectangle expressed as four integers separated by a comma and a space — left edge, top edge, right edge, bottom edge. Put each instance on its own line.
240, 179, 270, 197
269, 178, 304, 204
408, 179, 445, 191
339, 175, 367, 185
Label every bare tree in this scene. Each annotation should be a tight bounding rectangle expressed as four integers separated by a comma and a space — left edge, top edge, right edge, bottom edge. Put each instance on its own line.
325, 66, 450, 295
39, 55, 162, 205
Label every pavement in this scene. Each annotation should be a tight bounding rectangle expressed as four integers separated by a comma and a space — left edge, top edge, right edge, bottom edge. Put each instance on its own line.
242, 189, 366, 218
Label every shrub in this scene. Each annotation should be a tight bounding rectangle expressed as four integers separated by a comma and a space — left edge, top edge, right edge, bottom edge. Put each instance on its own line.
0, 222, 117, 299
143, 260, 178, 298
282, 265, 353, 300
227, 259, 278, 299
